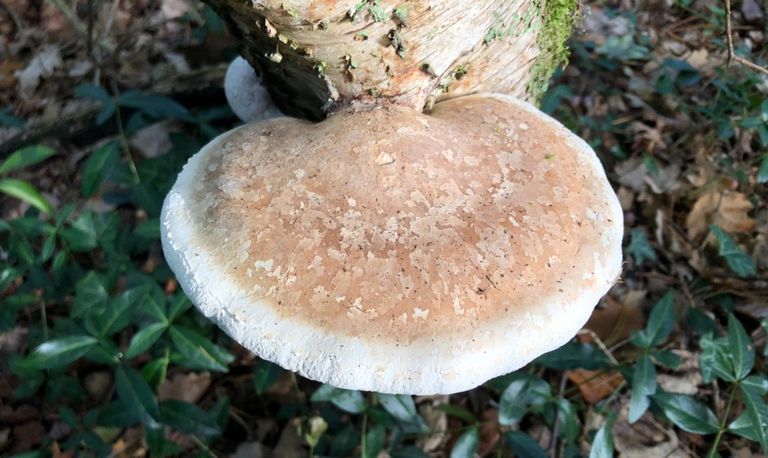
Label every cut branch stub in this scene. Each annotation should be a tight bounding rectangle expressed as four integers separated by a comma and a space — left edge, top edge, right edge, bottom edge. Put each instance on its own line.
206, 0, 578, 120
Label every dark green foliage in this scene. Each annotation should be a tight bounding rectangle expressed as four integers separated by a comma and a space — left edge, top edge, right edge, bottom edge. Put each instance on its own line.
589, 421, 614, 458
506, 431, 547, 458
711, 225, 757, 278
536, 342, 612, 370
450, 427, 478, 458
652, 393, 719, 435
627, 228, 658, 265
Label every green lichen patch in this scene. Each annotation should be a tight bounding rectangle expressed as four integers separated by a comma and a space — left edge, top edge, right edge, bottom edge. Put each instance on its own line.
484, 13, 506, 44
349, 0, 388, 23
527, 0, 578, 102
393, 5, 409, 27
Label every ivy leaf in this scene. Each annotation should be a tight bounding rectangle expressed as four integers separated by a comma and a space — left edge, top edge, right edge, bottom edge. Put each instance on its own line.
435, 404, 477, 424
311, 384, 366, 414
729, 411, 764, 443
743, 375, 768, 395
631, 292, 675, 349
699, 333, 737, 383
651, 349, 681, 369
81, 141, 117, 197
535, 342, 611, 370
0, 267, 19, 294
72, 271, 109, 318
0, 178, 53, 215
378, 394, 429, 432
129, 283, 167, 323
652, 392, 719, 435
134, 218, 160, 239
0, 108, 24, 128
363, 423, 386, 458
167, 294, 192, 321
0, 145, 55, 174
739, 382, 768, 451
60, 210, 117, 252
627, 228, 657, 265
330, 425, 358, 457
710, 225, 756, 278
117, 91, 190, 120
450, 427, 479, 458
589, 422, 614, 458
21, 335, 98, 369
145, 424, 180, 457
97, 400, 141, 428
507, 431, 546, 458
629, 354, 657, 423
391, 446, 429, 458
86, 291, 136, 337
168, 325, 233, 372
556, 398, 581, 442
142, 355, 170, 389
498, 375, 551, 426
727, 314, 755, 381
115, 364, 159, 428
159, 400, 221, 437
253, 359, 283, 395
758, 154, 768, 184
74, 84, 116, 124
125, 323, 168, 359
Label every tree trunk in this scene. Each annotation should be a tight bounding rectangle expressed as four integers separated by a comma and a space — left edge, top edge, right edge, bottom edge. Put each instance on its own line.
206, 0, 577, 120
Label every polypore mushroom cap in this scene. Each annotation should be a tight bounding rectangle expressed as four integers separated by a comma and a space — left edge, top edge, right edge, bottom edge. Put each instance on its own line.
160, 93, 623, 395
224, 57, 282, 123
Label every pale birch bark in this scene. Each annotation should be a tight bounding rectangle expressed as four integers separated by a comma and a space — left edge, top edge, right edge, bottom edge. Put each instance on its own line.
206, 0, 576, 119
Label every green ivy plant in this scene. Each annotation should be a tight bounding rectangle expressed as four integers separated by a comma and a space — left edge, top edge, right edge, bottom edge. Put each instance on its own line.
0, 145, 56, 215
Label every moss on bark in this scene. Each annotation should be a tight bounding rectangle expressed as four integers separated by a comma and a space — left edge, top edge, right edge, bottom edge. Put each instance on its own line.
527, 0, 579, 101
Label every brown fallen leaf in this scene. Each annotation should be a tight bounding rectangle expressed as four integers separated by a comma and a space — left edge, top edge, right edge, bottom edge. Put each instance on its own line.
158, 372, 211, 404
585, 295, 645, 345
15, 45, 62, 95
686, 190, 756, 240
566, 369, 625, 404
51, 441, 74, 458
11, 421, 45, 453
0, 428, 10, 450
84, 371, 112, 401
231, 441, 271, 458
417, 396, 448, 453
164, 278, 178, 294
478, 409, 501, 457
0, 405, 38, 424
657, 350, 702, 396
0, 59, 22, 90
613, 401, 688, 458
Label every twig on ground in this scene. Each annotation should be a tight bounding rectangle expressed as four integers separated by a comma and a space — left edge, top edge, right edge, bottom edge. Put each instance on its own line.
1, 2, 26, 31
101, 0, 122, 52
578, 329, 620, 366
548, 373, 569, 458
724, 0, 768, 75
47, 0, 87, 35
46, 0, 116, 54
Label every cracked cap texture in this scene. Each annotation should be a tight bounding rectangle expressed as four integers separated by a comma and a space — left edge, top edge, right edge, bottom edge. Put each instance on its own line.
160, 93, 623, 394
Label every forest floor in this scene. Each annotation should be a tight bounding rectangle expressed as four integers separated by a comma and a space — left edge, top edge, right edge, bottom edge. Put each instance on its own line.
1, 0, 767, 457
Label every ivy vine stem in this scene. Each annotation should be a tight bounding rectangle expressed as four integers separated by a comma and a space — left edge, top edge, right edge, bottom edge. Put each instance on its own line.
708, 382, 739, 458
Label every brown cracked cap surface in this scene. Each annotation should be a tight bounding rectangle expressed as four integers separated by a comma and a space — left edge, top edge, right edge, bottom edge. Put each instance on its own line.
161, 93, 623, 394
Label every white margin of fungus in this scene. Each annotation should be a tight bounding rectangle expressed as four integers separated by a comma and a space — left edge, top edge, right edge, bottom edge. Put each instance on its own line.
224, 56, 282, 123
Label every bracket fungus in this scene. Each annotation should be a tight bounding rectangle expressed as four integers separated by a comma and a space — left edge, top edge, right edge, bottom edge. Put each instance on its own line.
160, 93, 623, 395
224, 57, 282, 123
